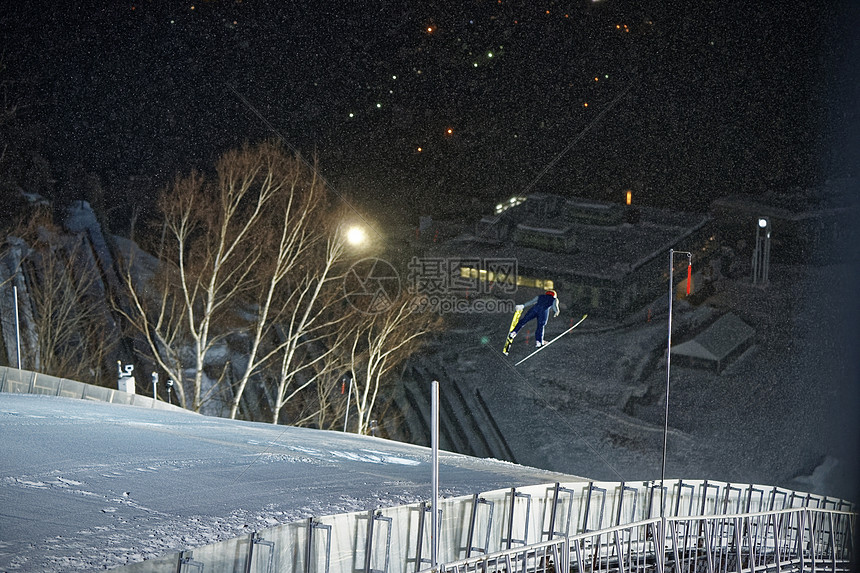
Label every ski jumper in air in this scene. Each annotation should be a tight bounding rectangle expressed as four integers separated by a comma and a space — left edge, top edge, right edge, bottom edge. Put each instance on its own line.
508, 290, 559, 347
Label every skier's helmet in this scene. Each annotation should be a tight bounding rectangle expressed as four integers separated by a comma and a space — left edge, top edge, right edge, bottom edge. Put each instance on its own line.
545, 290, 557, 297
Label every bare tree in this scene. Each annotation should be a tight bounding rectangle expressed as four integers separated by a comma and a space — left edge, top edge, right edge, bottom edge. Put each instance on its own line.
308, 366, 351, 430
117, 246, 192, 407
119, 142, 289, 410
225, 152, 335, 419
344, 291, 442, 435
117, 140, 436, 425
4, 209, 116, 384
117, 141, 367, 415
267, 227, 359, 424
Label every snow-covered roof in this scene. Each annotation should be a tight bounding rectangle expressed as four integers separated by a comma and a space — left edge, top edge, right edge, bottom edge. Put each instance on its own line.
516, 222, 573, 235
564, 198, 614, 211
672, 313, 755, 362
443, 203, 710, 280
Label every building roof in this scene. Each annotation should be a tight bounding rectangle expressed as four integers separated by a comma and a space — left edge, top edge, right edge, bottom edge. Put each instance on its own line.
672, 313, 755, 362
444, 195, 710, 281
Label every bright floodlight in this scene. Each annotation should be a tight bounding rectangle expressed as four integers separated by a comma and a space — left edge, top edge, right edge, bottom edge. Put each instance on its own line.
346, 226, 367, 246
758, 218, 768, 228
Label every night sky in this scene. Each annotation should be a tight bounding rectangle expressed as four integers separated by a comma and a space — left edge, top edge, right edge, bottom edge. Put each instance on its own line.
2, 1, 856, 223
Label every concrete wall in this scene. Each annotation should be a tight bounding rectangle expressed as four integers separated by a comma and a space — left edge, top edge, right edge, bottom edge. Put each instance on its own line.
0, 366, 187, 413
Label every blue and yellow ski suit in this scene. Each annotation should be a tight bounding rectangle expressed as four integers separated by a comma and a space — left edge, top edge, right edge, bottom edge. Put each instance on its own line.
511, 292, 560, 344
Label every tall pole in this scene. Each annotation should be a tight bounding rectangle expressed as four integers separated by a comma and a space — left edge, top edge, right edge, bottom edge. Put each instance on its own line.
661, 249, 674, 518
431, 380, 439, 568
662, 249, 691, 518
13, 285, 21, 369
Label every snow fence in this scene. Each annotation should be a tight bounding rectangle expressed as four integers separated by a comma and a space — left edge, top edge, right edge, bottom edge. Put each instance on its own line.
112, 478, 853, 573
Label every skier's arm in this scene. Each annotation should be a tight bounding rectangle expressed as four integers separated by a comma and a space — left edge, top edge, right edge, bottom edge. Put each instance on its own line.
516, 296, 539, 311
552, 298, 560, 317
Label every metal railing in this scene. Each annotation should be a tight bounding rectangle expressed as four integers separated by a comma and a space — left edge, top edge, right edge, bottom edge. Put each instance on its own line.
429, 507, 855, 573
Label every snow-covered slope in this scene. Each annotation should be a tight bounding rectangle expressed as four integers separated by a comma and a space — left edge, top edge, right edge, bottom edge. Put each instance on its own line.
0, 393, 585, 572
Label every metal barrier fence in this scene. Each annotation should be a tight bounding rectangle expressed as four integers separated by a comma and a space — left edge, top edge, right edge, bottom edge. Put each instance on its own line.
430, 507, 856, 573
106, 480, 855, 573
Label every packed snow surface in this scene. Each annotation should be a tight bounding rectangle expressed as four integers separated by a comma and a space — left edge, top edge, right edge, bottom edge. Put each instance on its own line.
0, 393, 584, 572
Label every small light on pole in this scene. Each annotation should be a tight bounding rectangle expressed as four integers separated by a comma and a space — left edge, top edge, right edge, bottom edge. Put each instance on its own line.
752, 217, 771, 285
166, 379, 174, 405
151, 372, 158, 400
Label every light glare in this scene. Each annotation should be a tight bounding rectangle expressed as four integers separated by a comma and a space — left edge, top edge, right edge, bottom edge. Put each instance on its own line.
346, 226, 367, 246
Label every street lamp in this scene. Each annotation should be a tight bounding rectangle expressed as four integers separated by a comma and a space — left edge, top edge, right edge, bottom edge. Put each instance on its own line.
346, 225, 367, 247
752, 217, 771, 285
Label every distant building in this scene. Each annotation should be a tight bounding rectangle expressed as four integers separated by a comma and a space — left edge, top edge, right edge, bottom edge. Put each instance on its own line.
671, 313, 755, 373
710, 178, 859, 265
435, 193, 715, 318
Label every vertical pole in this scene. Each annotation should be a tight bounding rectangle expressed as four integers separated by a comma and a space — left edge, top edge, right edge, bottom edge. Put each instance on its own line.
245, 531, 256, 573
431, 380, 439, 568
662, 249, 673, 516
305, 518, 315, 573
763, 228, 771, 284
659, 249, 675, 572
13, 285, 21, 369
752, 225, 761, 284
343, 378, 352, 433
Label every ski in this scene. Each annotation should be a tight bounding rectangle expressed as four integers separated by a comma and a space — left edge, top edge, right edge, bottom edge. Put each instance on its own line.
514, 314, 587, 366
501, 308, 522, 355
